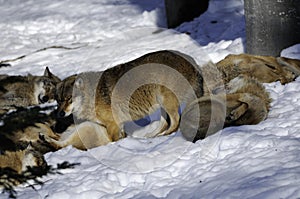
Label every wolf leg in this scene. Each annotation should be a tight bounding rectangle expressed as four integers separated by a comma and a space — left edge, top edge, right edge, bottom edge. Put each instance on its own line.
226, 102, 248, 122
144, 115, 169, 138
107, 121, 125, 142
154, 88, 180, 137
41, 121, 111, 150
225, 93, 268, 126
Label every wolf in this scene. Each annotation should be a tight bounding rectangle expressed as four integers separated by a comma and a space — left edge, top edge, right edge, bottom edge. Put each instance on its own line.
216, 53, 297, 84
0, 67, 61, 114
180, 75, 271, 142
55, 50, 204, 143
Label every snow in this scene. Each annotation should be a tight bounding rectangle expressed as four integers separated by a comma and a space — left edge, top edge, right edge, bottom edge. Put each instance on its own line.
1, 0, 300, 198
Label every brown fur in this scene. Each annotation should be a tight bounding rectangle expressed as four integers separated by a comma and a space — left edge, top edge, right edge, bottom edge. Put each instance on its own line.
0, 146, 46, 174
216, 53, 296, 84
55, 50, 204, 142
180, 75, 271, 142
200, 61, 226, 95
4, 122, 60, 154
226, 75, 271, 110
276, 56, 300, 76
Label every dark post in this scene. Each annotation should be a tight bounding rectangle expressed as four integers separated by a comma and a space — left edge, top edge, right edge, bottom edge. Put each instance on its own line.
165, 0, 209, 28
244, 0, 300, 56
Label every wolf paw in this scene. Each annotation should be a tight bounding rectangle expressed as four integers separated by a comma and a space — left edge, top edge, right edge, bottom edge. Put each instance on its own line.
227, 103, 248, 121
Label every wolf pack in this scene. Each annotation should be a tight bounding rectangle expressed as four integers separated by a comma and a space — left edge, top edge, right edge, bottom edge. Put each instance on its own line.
1, 50, 300, 188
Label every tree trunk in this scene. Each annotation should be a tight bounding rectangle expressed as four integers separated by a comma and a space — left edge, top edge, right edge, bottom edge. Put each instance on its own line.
165, 0, 209, 28
244, 0, 300, 56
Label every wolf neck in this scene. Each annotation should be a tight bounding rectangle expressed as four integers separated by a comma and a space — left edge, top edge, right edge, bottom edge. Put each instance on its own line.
76, 95, 98, 122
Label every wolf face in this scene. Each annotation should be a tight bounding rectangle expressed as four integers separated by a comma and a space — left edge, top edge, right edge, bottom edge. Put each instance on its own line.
34, 67, 61, 104
55, 75, 77, 118
0, 67, 61, 113
55, 73, 100, 120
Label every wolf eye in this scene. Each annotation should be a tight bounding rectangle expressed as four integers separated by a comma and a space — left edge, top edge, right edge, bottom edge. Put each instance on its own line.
65, 96, 72, 103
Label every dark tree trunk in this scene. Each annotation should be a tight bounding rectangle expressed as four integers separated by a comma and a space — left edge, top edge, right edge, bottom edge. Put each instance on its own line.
165, 0, 209, 28
244, 0, 300, 56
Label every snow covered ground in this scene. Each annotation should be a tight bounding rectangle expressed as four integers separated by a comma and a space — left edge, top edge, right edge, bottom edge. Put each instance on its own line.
1, 0, 300, 198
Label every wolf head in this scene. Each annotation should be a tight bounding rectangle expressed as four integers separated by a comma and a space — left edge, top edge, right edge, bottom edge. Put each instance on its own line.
55, 75, 77, 118
33, 67, 61, 104
55, 72, 100, 120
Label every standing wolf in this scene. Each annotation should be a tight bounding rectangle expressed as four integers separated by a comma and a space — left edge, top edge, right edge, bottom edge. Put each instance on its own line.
55, 50, 204, 142
0, 67, 60, 114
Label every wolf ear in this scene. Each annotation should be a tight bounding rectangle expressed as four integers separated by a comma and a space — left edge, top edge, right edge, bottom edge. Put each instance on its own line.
44, 67, 51, 77
44, 67, 61, 83
74, 77, 84, 89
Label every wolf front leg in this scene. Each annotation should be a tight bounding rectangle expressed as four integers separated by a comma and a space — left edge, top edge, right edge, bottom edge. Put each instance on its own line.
42, 121, 112, 150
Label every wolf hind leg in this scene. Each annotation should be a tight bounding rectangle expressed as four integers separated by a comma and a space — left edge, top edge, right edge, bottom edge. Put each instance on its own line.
144, 115, 169, 138
152, 88, 180, 137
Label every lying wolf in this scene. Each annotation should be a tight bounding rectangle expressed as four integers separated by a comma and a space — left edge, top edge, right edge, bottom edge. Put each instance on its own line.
43, 76, 271, 149
55, 50, 204, 142
216, 53, 299, 84
0, 67, 60, 114
180, 75, 271, 142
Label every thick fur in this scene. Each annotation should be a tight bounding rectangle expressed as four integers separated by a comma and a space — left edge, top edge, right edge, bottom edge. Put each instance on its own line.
216, 53, 297, 84
3, 122, 60, 154
200, 61, 226, 95
225, 75, 270, 111
0, 67, 61, 114
0, 145, 46, 174
180, 75, 271, 142
0, 105, 73, 155
276, 56, 300, 76
55, 50, 204, 142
